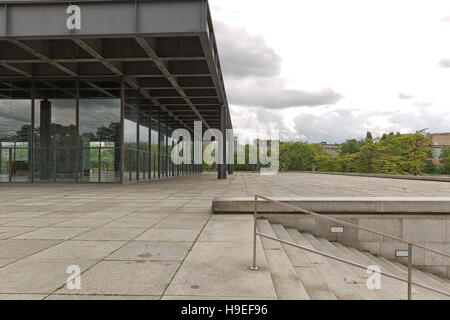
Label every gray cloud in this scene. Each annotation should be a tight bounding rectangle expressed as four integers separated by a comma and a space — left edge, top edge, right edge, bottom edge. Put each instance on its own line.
215, 21, 281, 79
254, 108, 297, 140
438, 59, 450, 68
398, 92, 414, 99
214, 21, 343, 109
292, 105, 450, 144
227, 79, 343, 109
293, 109, 370, 144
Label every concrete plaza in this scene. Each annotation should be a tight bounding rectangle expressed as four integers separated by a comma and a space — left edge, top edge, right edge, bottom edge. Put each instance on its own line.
1, 172, 450, 300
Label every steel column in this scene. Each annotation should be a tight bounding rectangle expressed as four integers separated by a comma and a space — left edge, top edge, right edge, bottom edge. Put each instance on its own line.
218, 105, 226, 179
136, 105, 140, 181
120, 78, 125, 184
158, 106, 161, 179
75, 79, 80, 182
165, 113, 169, 178
30, 80, 34, 183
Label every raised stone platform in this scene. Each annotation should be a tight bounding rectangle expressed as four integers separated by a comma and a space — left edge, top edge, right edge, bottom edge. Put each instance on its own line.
213, 197, 450, 214
213, 196, 450, 278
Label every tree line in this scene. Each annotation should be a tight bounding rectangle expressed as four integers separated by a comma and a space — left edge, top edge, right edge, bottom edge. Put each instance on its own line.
232, 130, 450, 175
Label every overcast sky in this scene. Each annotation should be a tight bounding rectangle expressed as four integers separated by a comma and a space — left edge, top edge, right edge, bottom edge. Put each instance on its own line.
210, 0, 450, 143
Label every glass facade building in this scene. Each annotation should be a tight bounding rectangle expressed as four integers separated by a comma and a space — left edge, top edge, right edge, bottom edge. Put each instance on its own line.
0, 79, 200, 183
0, 0, 232, 183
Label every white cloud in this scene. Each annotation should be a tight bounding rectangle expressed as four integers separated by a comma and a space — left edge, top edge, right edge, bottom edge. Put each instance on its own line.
214, 19, 343, 109
398, 93, 414, 99
210, 0, 450, 142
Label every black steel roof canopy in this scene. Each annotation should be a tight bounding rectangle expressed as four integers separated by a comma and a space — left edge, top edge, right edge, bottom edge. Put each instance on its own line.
0, 0, 231, 131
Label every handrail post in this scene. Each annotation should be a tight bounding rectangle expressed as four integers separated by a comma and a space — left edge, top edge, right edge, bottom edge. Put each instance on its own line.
408, 243, 412, 300
249, 195, 259, 271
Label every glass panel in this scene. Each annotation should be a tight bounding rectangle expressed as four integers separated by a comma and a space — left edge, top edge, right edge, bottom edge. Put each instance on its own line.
79, 80, 121, 183
79, 81, 121, 183
139, 109, 149, 180
124, 85, 148, 181
0, 80, 32, 183
33, 80, 77, 182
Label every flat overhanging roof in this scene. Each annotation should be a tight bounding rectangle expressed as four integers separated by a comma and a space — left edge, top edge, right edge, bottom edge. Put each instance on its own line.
0, 0, 231, 131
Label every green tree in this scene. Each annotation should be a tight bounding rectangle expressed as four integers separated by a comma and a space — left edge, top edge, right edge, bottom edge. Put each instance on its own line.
340, 139, 365, 155
314, 154, 342, 172
354, 138, 384, 173
440, 147, 450, 174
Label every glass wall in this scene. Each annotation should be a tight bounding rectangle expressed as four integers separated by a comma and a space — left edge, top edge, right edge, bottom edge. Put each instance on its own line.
33, 80, 77, 182
79, 80, 121, 183
124, 85, 139, 182
139, 109, 150, 180
150, 107, 159, 179
0, 81, 32, 183
0, 78, 194, 183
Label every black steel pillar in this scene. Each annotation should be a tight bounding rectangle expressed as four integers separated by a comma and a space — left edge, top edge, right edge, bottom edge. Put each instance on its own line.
75, 79, 80, 182
157, 106, 161, 179
30, 80, 35, 183
120, 79, 125, 184
218, 105, 227, 179
39, 98, 52, 181
165, 113, 169, 178
136, 105, 140, 181
148, 103, 152, 181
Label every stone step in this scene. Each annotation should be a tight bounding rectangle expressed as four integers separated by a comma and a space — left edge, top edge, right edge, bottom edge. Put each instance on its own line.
256, 220, 310, 300
389, 260, 450, 299
257, 220, 450, 300
332, 242, 412, 300
356, 249, 443, 299
313, 237, 380, 300
271, 224, 337, 300
296, 232, 364, 300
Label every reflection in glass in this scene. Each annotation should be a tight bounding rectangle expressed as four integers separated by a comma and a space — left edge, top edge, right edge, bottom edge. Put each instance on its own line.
34, 98, 77, 181
0, 81, 32, 182
79, 99, 120, 183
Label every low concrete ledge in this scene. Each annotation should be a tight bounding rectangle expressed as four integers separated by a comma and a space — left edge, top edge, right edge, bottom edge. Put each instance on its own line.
212, 197, 450, 214
314, 171, 450, 183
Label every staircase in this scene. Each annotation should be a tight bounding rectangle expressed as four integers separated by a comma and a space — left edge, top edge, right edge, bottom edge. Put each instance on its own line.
257, 220, 450, 300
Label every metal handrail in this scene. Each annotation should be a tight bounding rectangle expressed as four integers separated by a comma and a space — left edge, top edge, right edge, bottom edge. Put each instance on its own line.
250, 195, 450, 300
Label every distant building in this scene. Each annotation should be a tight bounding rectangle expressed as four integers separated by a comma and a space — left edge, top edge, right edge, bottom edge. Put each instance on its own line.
321, 142, 341, 156
427, 133, 450, 167
253, 139, 280, 149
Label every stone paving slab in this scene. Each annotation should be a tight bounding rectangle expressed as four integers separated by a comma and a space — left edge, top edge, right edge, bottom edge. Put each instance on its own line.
0, 227, 37, 239
162, 295, 274, 300
0, 259, 15, 268
3, 218, 70, 227
73, 227, 147, 241
164, 239, 276, 299
197, 219, 254, 242
106, 241, 192, 262
12, 227, 91, 240
0, 260, 97, 294
25, 240, 126, 261
135, 228, 201, 242
46, 294, 160, 300
55, 260, 180, 296
154, 218, 207, 229
52, 218, 112, 228
103, 218, 161, 229
0, 239, 60, 259
0, 294, 47, 300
